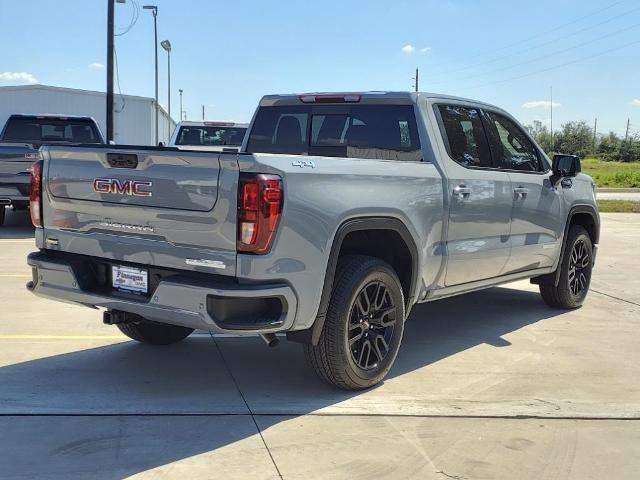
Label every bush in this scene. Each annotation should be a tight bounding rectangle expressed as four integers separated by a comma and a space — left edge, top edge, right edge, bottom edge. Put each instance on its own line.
525, 120, 640, 162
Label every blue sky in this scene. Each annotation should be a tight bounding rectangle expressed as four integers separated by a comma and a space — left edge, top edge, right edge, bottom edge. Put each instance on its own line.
1, 0, 638, 135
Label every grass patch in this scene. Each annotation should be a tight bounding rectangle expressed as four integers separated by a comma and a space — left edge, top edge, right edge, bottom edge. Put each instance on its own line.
581, 158, 640, 188
597, 200, 640, 213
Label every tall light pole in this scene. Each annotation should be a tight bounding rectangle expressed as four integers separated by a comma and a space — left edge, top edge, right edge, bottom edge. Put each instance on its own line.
179, 89, 184, 121
143, 5, 158, 145
161, 39, 172, 138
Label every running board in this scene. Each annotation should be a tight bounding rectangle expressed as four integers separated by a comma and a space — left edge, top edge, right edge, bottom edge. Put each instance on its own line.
424, 267, 554, 302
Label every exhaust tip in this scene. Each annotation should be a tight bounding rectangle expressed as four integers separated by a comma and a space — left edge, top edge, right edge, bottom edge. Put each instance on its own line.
260, 333, 280, 348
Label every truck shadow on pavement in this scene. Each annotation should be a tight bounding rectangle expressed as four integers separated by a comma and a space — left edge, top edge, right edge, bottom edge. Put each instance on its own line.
0, 285, 564, 478
0, 209, 34, 239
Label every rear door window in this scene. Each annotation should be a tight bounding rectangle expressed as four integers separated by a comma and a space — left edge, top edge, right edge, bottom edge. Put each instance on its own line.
246, 105, 422, 161
484, 111, 542, 172
436, 105, 493, 168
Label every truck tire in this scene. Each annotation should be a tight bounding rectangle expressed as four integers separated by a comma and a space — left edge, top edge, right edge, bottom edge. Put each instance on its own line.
304, 255, 405, 390
539, 225, 593, 309
0, 206, 5, 227
117, 321, 194, 345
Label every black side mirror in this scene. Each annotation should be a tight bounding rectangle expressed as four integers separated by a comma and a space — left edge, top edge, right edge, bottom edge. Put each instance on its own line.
552, 154, 580, 179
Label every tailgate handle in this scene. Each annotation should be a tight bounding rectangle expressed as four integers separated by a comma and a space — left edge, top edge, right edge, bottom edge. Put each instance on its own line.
107, 153, 138, 169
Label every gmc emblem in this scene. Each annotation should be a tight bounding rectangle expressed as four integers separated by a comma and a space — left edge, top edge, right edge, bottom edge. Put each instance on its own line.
93, 178, 153, 197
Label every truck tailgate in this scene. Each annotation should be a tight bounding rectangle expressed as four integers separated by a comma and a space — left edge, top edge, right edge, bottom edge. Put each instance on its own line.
41, 146, 239, 276
0, 144, 36, 199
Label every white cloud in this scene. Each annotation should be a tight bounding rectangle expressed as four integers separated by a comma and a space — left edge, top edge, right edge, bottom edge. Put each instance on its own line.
631, 99, 640, 107
401, 45, 431, 55
0, 71, 38, 85
89, 63, 105, 70
522, 100, 561, 109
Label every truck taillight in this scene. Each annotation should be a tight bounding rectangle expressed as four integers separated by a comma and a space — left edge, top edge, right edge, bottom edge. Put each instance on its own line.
30, 160, 43, 227
237, 174, 282, 254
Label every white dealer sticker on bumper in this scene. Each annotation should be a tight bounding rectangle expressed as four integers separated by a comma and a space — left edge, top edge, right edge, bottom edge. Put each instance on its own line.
112, 265, 148, 294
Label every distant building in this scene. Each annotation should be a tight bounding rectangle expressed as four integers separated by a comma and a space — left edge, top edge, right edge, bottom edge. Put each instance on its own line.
0, 84, 175, 145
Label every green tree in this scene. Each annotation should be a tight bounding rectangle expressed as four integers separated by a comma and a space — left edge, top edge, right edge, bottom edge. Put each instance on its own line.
617, 134, 640, 162
525, 120, 553, 153
597, 131, 621, 159
554, 121, 594, 158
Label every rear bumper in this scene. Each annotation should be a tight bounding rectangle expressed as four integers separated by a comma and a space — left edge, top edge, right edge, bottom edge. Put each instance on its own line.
27, 251, 298, 334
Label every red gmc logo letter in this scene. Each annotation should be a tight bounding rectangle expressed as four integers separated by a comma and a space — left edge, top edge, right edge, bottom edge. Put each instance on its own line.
93, 178, 153, 197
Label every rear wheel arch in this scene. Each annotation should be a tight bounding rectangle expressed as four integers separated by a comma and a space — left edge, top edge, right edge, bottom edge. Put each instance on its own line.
288, 217, 420, 346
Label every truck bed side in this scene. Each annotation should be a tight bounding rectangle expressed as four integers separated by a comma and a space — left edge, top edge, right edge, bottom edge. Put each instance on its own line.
234, 152, 445, 330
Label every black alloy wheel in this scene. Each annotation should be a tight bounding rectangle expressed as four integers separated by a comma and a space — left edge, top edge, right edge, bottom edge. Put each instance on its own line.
568, 239, 590, 296
348, 281, 397, 370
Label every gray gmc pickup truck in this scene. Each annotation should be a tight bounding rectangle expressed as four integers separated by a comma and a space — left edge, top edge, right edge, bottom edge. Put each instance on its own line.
0, 114, 104, 226
26, 92, 599, 389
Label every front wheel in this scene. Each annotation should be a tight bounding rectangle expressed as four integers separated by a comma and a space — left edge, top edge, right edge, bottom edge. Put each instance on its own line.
304, 255, 405, 390
539, 225, 593, 309
117, 320, 194, 345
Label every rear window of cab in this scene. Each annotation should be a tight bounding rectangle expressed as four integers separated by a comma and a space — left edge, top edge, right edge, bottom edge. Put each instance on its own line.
246, 104, 422, 161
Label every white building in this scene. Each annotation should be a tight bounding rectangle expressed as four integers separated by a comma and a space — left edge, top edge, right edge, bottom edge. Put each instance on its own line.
0, 84, 175, 145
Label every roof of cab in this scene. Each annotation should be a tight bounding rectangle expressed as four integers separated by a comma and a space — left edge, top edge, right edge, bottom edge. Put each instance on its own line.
259, 91, 503, 111
8, 113, 97, 121
175, 121, 248, 128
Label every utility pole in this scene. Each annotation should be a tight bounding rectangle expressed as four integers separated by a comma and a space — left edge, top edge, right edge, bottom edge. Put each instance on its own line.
106, 0, 115, 143
625, 118, 630, 142
179, 89, 183, 121
593, 118, 597, 147
550, 86, 554, 149
413, 68, 419, 92
143, 5, 158, 144
202, 105, 205, 121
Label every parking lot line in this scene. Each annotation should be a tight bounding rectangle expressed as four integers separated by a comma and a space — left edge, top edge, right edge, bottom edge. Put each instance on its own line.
0, 274, 31, 277
0, 239, 34, 243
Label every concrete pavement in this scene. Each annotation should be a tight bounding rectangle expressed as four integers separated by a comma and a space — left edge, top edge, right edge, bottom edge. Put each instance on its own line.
0, 209, 638, 479
597, 192, 640, 201
597, 188, 640, 201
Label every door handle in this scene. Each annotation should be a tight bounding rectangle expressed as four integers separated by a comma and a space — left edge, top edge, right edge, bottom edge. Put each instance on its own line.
514, 186, 529, 198
453, 185, 471, 198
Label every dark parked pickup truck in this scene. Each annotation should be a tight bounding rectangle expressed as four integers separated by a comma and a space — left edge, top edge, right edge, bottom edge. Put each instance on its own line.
0, 114, 104, 226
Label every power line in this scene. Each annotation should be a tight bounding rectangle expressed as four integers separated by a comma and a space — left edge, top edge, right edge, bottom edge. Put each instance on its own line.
113, 45, 126, 113
430, 20, 640, 86
429, 4, 640, 80
432, 0, 631, 69
462, 38, 640, 90
115, 0, 139, 36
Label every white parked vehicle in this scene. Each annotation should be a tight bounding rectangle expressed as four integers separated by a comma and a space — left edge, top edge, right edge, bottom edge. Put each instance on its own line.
168, 121, 248, 151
